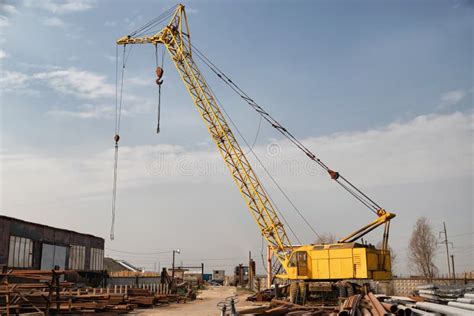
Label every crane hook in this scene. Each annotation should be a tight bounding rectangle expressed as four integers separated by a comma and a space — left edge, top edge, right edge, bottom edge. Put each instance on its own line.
155, 67, 164, 85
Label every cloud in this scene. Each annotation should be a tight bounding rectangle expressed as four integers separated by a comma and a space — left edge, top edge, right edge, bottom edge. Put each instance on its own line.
439, 89, 467, 108
1, 111, 472, 274
3, 111, 471, 198
0, 4, 18, 15
42, 16, 65, 27
0, 16, 9, 28
128, 76, 153, 86
104, 21, 117, 27
104, 54, 116, 62
0, 3, 18, 30
23, 0, 95, 15
1, 67, 153, 118
33, 68, 115, 99
0, 49, 7, 59
47, 103, 115, 119
0, 70, 29, 92
134, 111, 472, 189
186, 8, 200, 15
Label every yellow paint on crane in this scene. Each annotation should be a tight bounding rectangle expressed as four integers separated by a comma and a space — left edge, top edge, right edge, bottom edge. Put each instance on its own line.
117, 4, 395, 281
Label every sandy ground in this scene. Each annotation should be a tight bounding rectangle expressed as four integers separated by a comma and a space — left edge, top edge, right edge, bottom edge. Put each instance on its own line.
131, 286, 259, 316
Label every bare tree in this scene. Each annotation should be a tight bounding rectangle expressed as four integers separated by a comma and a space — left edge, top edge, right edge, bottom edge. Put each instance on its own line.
315, 233, 337, 244
408, 217, 438, 281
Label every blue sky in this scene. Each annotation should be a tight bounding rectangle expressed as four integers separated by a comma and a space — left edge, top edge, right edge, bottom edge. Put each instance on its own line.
0, 0, 472, 275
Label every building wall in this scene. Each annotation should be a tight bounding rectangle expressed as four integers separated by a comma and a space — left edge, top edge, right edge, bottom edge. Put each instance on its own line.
107, 276, 161, 286
0, 216, 104, 270
373, 278, 474, 296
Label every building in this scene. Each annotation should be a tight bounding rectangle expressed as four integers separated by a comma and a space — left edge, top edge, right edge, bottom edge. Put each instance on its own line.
212, 270, 225, 283
104, 257, 142, 274
104, 257, 160, 287
0, 215, 104, 271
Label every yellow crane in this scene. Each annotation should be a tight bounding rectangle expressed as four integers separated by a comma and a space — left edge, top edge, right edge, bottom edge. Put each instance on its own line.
116, 4, 395, 297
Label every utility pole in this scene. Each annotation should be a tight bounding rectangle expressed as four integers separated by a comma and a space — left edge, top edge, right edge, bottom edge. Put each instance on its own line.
172, 251, 176, 280
249, 251, 255, 291
172, 249, 180, 280
267, 245, 272, 289
439, 222, 453, 278
451, 255, 456, 284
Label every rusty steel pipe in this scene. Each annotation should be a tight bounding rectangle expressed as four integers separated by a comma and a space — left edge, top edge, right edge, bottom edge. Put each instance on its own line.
360, 307, 372, 316
366, 293, 387, 316
382, 302, 397, 313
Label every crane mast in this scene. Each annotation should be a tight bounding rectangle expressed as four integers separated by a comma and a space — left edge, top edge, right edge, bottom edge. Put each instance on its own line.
118, 4, 292, 265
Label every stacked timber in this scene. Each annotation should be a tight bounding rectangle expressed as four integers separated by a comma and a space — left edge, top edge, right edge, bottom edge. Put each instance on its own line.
0, 269, 190, 314
127, 287, 155, 307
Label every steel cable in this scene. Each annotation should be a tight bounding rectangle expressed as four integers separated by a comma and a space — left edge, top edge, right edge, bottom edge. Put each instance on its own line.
190, 43, 382, 215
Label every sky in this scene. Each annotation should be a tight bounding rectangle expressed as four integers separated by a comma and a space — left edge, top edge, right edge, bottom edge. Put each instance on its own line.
0, 0, 472, 276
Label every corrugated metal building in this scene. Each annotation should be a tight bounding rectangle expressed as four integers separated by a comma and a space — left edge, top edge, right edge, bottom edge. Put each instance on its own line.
0, 215, 104, 271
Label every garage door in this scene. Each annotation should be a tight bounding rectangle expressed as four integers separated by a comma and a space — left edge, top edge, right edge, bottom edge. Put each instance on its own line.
40, 243, 67, 270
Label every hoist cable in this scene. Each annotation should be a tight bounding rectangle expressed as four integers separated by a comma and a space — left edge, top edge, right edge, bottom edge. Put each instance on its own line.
190, 43, 381, 215
114, 45, 119, 133
201, 83, 299, 244
111, 144, 119, 240
189, 51, 324, 240
206, 82, 302, 245
189, 50, 321, 241
243, 116, 262, 156
110, 45, 129, 240
155, 45, 161, 133
129, 5, 177, 37
260, 236, 267, 273
117, 45, 127, 132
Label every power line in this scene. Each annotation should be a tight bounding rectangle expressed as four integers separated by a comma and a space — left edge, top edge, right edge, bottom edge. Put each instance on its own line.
190, 43, 383, 215
450, 232, 474, 238
106, 248, 173, 255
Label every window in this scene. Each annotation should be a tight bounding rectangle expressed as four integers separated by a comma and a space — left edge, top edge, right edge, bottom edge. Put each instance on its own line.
69, 245, 85, 270
90, 248, 104, 270
8, 236, 33, 268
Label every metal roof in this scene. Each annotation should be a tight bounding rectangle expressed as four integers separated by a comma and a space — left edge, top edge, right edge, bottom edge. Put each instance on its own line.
0, 214, 104, 241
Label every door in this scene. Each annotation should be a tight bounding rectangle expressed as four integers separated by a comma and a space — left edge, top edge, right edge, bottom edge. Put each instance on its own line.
40, 243, 67, 270
296, 251, 308, 277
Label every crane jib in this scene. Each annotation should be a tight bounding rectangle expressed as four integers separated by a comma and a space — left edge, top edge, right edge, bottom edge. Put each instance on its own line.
115, 4, 396, 281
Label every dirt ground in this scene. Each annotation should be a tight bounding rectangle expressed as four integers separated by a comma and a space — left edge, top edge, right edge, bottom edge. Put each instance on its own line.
131, 286, 261, 316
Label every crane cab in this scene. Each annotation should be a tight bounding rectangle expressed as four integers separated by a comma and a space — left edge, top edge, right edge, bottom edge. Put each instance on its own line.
282, 242, 392, 281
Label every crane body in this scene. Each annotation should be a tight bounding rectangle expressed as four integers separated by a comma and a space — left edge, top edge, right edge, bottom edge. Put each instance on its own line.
117, 4, 395, 285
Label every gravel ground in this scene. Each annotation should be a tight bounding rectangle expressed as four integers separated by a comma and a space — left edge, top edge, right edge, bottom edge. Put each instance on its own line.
130, 286, 258, 316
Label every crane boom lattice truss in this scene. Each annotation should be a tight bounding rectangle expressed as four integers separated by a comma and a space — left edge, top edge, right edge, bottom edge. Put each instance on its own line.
118, 5, 292, 265
117, 4, 396, 281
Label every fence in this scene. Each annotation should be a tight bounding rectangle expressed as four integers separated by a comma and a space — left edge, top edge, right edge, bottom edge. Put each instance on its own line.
72, 283, 170, 295
389, 277, 474, 296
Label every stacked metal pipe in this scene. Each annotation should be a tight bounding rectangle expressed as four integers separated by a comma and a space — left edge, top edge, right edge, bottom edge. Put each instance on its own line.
374, 291, 474, 316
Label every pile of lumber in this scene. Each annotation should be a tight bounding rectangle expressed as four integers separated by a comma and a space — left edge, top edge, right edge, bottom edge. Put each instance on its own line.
238, 299, 337, 315
0, 269, 189, 314
246, 288, 276, 302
